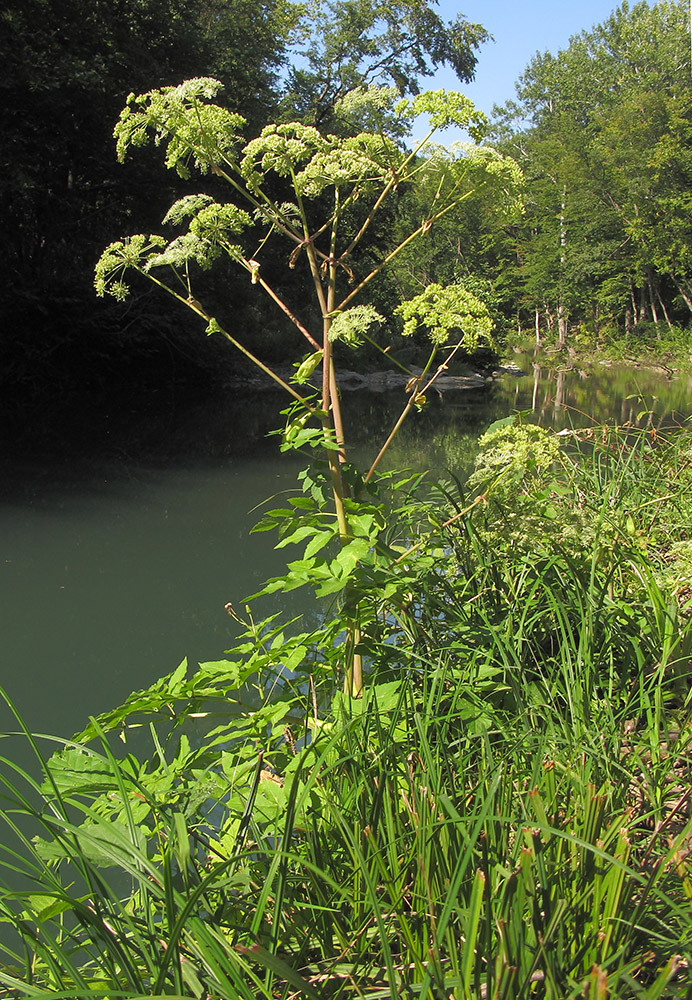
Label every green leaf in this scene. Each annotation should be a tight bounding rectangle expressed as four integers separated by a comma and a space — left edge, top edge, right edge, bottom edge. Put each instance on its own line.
168, 657, 188, 692
236, 942, 321, 1000
23, 894, 74, 923
304, 529, 335, 559
333, 537, 371, 575
484, 414, 517, 436
197, 659, 241, 687
172, 811, 191, 876
275, 525, 323, 549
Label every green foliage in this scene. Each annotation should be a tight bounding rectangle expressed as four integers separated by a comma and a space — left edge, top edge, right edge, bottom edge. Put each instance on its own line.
283, 0, 489, 125
97, 78, 516, 336
491, 0, 692, 343
464, 418, 692, 584
389, 142, 524, 329
0, 0, 298, 399
2, 422, 692, 994
93, 78, 521, 614
54, 43, 692, 998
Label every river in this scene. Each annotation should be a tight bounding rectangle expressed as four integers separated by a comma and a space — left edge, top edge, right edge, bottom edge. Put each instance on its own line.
2, 354, 691, 739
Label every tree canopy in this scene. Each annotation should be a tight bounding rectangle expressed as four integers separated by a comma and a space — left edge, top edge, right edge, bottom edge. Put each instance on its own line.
1, 0, 491, 404
484, 0, 692, 343
283, 0, 489, 125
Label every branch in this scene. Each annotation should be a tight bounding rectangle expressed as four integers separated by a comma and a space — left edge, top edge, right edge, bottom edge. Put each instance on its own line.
142, 270, 317, 409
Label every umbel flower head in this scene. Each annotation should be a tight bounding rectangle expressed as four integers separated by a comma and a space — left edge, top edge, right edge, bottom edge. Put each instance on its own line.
396, 283, 494, 348
94, 198, 252, 299
114, 78, 246, 178
94, 235, 165, 301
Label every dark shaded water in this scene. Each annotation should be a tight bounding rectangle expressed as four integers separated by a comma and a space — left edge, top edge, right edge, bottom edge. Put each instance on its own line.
2, 355, 691, 737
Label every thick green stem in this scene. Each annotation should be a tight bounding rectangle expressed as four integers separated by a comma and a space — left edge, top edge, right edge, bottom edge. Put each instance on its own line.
290, 181, 349, 546
329, 359, 347, 467
324, 188, 348, 468
329, 197, 362, 697
344, 618, 363, 698
158, 272, 354, 654
320, 315, 349, 542
303, 187, 360, 697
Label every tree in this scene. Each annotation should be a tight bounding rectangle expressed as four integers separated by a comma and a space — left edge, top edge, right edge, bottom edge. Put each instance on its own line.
490, 0, 692, 343
282, 0, 489, 126
0, 0, 297, 398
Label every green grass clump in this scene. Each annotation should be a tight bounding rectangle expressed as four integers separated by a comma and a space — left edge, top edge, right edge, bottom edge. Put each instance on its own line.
0, 420, 691, 999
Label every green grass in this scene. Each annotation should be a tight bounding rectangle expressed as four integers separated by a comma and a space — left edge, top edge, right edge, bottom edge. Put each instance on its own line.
0, 420, 691, 998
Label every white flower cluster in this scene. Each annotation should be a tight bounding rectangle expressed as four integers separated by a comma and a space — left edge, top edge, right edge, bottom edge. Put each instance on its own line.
114, 79, 246, 178
396, 283, 494, 347
328, 305, 385, 346
242, 126, 399, 198
241, 123, 327, 189
397, 90, 488, 139
94, 235, 165, 300
146, 201, 252, 271
296, 135, 396, 197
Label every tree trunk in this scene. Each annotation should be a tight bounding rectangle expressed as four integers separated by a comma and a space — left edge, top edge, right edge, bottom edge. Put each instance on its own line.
646, 277, 661, 339
672, 275, 692, 314
638, 284, 647, 323
554, 368, 566, 417
558, 185, 568, 347
557, 302, 567, 347
654, 284, 673, 331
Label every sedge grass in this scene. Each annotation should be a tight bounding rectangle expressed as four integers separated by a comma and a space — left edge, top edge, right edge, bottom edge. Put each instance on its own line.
0, 421, 691, 997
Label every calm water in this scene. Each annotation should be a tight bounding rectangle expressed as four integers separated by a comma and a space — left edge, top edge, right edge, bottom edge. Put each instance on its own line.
2, 355, 691, 738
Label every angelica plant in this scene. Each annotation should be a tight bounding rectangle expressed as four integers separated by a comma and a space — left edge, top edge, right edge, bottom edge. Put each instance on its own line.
96, 77, 523, 694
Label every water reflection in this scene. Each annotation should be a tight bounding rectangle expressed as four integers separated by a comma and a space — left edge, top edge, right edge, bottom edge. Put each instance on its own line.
348, 356, 691, 480
506, 353, 692, 432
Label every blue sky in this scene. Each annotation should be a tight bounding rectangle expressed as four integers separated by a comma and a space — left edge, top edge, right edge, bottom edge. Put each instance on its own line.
429, 0, 643, 115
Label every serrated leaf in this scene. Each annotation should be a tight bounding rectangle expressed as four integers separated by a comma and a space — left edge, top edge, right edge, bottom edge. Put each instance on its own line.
275, 525, 321, 549
304, 529, 335, 559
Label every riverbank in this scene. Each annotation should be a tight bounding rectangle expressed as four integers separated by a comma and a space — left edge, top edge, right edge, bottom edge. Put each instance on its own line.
2, 415, 692, 997
508, 335, 692, 376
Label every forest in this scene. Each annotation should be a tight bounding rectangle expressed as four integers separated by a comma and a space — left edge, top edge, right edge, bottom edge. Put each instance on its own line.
3, 0, 691, 427
2, 2, 692, 997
